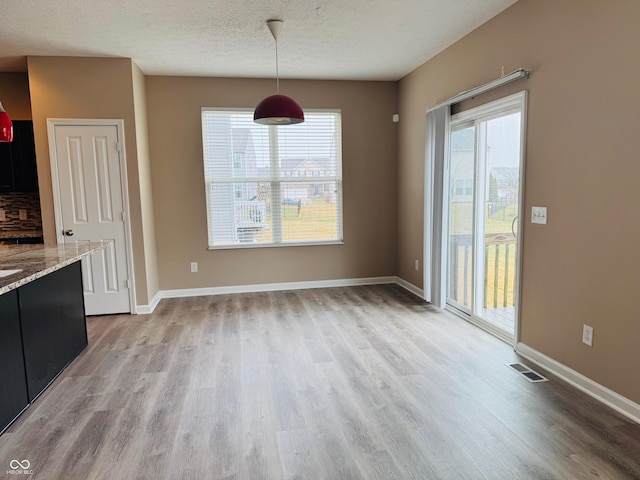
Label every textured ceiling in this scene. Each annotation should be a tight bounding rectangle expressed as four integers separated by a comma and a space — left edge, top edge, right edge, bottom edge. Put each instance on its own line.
1, 0, 518, 81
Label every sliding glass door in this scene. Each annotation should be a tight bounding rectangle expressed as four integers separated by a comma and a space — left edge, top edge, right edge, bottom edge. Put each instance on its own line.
446, 93, 526, 341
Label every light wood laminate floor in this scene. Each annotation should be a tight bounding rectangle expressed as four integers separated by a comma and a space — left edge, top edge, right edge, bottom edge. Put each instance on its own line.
1, 285, 639, 479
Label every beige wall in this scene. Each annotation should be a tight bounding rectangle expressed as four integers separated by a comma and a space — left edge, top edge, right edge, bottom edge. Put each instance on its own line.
398, 0, 640, 403
0, 73, 32, 120
132, 62, 160, 302
27, 57, 156, 306
146, 77, 397, 290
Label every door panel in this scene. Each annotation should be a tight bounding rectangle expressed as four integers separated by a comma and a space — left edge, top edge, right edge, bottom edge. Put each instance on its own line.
480, 113, 521, 330
446, 94, 525, 340
100, 239, 119, 293
94, 135, 116, 223
53, 124, 130, 315
68, 136, 89, 223
448, 125, 475, 311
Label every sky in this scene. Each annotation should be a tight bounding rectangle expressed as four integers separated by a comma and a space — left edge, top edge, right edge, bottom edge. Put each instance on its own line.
486, 112, 521, 169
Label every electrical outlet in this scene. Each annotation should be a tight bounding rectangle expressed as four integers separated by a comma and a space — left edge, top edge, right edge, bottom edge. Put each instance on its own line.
415, 260, 419, 271
190, 262, 198, 273
19, 209, 28, 220
0, 209, 5, 221
582, 324, 593, 346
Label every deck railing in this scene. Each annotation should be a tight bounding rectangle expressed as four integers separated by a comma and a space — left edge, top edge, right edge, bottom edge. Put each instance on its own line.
449, 233, 517, 308
234, 200, 268, 242
235, 200, 267, 227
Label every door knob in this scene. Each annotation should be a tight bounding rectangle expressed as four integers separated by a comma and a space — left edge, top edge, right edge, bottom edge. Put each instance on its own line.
63, 229, 74, 236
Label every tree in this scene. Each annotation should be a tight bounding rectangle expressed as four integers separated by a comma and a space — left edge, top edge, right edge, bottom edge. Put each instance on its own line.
488, 173, 499, 202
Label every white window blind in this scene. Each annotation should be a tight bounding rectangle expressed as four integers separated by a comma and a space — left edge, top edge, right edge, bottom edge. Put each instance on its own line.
201, 109, 343, 248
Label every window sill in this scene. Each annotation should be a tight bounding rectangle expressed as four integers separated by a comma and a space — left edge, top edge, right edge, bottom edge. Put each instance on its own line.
207, 240, 344, 250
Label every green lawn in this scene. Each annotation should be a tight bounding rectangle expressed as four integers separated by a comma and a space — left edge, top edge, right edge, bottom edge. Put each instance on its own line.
449, 201, 518, 234
256, 200, 338, 242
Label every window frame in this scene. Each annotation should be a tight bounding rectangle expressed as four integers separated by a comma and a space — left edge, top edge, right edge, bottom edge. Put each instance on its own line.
201, 107, 344, 250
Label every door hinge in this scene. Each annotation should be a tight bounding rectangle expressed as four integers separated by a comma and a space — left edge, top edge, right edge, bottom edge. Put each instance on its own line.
116, 142, 122, 152
125, 279, 131, 289
121, 211, 125, 222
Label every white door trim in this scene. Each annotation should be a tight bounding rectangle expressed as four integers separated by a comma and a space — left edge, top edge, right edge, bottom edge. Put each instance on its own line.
441, 91, 527, 349
47, 118, 137, 314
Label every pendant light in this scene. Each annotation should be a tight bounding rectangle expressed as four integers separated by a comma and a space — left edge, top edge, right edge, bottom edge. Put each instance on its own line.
0, 102, 13, 143
254, 20, 304, 125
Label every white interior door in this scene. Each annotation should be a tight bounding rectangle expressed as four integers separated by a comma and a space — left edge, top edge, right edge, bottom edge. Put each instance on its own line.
50, 123, 132, 315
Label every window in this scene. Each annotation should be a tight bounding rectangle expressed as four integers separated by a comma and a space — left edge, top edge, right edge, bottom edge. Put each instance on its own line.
233, 153, 243, 169
465, 179, 473, 195
201, 109, 343, 248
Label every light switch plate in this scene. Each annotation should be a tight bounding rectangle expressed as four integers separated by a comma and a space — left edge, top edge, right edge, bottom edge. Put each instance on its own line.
531, 206, 547, 224
582, 324, 593, 346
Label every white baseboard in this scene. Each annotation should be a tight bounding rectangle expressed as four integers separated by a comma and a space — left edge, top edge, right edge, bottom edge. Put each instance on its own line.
137, 276, 428, 312
161, 275, 396, 299
395, 277, 425, 299
136, 291, 162, 314
136, 276, 398, 308
516, 343, 640, 425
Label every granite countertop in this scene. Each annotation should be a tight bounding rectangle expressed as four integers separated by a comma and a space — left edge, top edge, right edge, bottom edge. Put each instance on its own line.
0, 243, 105, 295
0, 230, 44, 239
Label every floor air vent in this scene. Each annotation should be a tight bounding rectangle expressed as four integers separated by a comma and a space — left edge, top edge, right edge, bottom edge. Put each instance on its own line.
507, 363, 548, 383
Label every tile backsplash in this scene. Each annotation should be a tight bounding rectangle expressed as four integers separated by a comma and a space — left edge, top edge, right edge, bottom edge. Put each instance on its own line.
0, 192, 43, 232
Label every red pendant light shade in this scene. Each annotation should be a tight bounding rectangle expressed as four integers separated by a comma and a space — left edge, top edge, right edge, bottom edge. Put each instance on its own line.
0, 103, 13, 143
254, 20, 304, 125
254, 94, 304, 125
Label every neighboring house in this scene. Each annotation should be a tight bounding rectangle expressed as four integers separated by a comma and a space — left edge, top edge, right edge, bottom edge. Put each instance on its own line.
256, 157, 336, 204
490, 166, 519, 202
280, 157, 336, 204
450, 128, 520, 204
205, 120, 266, 243
231, 127, 258, 201
450, 128, 478, 203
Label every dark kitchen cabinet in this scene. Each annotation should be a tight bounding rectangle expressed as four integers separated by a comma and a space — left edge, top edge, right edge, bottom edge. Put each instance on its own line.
0, 289, 29, 434
0, 120, 38, 192
0, 142, 14, 190
19, 262, 87, 401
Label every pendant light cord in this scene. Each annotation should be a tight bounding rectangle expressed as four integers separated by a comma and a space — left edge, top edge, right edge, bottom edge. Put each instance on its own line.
275, 37, 280, 94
